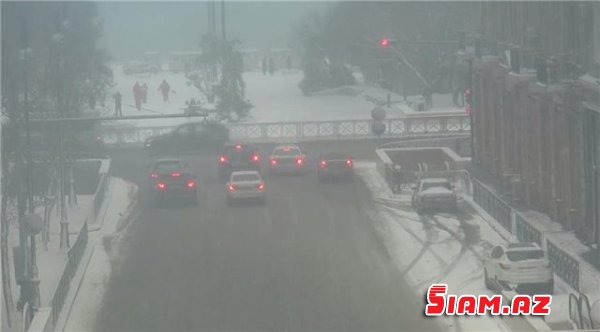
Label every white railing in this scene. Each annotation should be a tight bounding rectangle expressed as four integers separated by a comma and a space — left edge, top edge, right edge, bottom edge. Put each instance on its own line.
101, 113, 470, 146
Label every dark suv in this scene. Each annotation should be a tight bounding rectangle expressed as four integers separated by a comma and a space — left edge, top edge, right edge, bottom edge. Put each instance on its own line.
144, 121, 229, 154
317, 152, 354, 181
148, 158, 197, 205
217, 143, 262, 179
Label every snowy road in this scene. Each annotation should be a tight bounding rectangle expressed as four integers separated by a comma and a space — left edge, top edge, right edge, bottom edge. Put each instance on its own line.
93, 144, 440, 331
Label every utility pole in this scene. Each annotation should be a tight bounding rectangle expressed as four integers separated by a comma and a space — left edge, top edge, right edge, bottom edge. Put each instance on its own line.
220, 0, 226, 40
55, 6, 69, 249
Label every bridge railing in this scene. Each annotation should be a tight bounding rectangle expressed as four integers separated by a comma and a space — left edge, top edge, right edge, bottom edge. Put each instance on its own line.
101, 114, 470, 146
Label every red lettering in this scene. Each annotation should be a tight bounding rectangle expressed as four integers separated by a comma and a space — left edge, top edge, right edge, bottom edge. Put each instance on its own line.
447, 295, 457, 315
531, 295, 552, 315
511, 295, 532, 315
477, 295, 503, 315
425, 284, 447, 316
456, 295, 477, 315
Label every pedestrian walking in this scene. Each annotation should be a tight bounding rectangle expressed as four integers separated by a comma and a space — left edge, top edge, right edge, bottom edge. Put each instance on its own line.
141, 83, 148, 104
261, 56, 268, 75
158, 79, 170, 102
423, 84, 433, 109
391, 163, 404, 193
114, 91, 122, 117
133, 81, 142, 111
268, 57, 275, 75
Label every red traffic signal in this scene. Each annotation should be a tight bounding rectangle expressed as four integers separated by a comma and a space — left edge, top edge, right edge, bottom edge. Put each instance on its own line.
379, 38, 390, 48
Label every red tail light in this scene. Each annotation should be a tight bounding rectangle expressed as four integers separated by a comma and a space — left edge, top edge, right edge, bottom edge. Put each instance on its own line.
171, 172, 181, 177
186, 180, 196, 189
282, 146, 291, 152
270, 159, 277, 166
346, 159, 353, 167
150, 172, 158, 179
227, 183, 237, 192
234, 144, 243, 151
296, 158, 304, 166
256, 182, 265, 191
319, 160, 328, 168
219, 155, 229, 164
156, 182, 166, 190
250, 153, 261, 163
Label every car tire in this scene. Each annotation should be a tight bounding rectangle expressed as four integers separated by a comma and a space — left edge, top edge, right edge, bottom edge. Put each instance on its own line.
484, 269, 493, 290
189, 193, 198, 206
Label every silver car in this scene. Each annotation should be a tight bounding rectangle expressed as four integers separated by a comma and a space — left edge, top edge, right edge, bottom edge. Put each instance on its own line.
268, 145, 307, 175
226, 171, 266, 205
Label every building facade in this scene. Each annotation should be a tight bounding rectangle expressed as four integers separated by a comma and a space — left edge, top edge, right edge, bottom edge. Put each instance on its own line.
469, 2, 600, 246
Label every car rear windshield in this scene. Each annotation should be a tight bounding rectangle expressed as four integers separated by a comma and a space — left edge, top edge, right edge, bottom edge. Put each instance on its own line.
274, 147, 301, 155
323, 153, 348, 160
422, 182, 452, 191
232, 173, 260, 182
507, 250, 544, 261
155, 161, 181, 173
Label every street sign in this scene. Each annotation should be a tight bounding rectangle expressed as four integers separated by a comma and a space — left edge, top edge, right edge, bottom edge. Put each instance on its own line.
372, 121, 386, 135
371, 107, 386, 121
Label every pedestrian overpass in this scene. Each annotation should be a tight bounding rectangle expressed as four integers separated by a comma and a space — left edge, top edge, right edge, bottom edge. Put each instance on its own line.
98, 112, 470, 146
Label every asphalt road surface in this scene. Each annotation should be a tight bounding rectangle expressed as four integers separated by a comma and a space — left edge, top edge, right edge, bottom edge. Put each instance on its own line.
94, 144, 441, 332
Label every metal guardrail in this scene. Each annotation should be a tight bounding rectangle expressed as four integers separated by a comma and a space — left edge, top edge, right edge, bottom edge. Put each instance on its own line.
49, 221, 88, 330
547, 239, 580, 291
515, 212, 543, 246
570, 292, 597, 330
93, 173, 108, 221
101, 114, 471, 145
472, 179, 512, 232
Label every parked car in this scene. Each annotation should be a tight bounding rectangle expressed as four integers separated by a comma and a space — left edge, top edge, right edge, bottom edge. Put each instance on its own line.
123, 62, 160, 75
411, 178, 459, 213
217, 143, 262, 180
226, 171, 266, 205
483, 242, 554, 294
144, 121, 229, 154
147, 158, 197, 206
268, 145, 307, 175
317, 152, 354, 181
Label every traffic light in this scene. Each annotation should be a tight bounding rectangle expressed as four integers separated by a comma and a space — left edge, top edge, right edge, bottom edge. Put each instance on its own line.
464, 88, 473, 106
379, 38, 390, 48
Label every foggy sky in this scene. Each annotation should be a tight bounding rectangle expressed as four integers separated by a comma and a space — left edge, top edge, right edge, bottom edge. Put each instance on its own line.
98, 1, 329, 60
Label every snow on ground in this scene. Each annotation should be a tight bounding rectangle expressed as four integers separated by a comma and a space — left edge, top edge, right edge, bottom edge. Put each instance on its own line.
243, 71, 375, 123
62, 177, 138, 331
355, 162, 572, 330
103, 64, 463, 130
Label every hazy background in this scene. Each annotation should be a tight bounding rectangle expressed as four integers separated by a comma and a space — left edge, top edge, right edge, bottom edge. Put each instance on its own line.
98, 1, 330, 61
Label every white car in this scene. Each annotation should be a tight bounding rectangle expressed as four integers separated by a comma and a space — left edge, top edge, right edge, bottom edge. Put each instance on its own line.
268, 145, 307, 175
411, 178, 459, 213
226, 171, 266, 205
483, 242, 554, 294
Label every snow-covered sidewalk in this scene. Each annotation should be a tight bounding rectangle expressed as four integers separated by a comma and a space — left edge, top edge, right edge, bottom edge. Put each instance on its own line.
102, 64, 466, 130
58, 177, 138, 331
355, 162, 569, 331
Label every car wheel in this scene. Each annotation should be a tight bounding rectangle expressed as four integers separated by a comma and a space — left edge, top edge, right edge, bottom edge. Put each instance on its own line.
484, 269, 492, 290
189, 193, 198, 206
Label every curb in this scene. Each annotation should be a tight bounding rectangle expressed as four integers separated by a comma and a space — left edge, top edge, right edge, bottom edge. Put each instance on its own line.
55, 246, 95, 332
